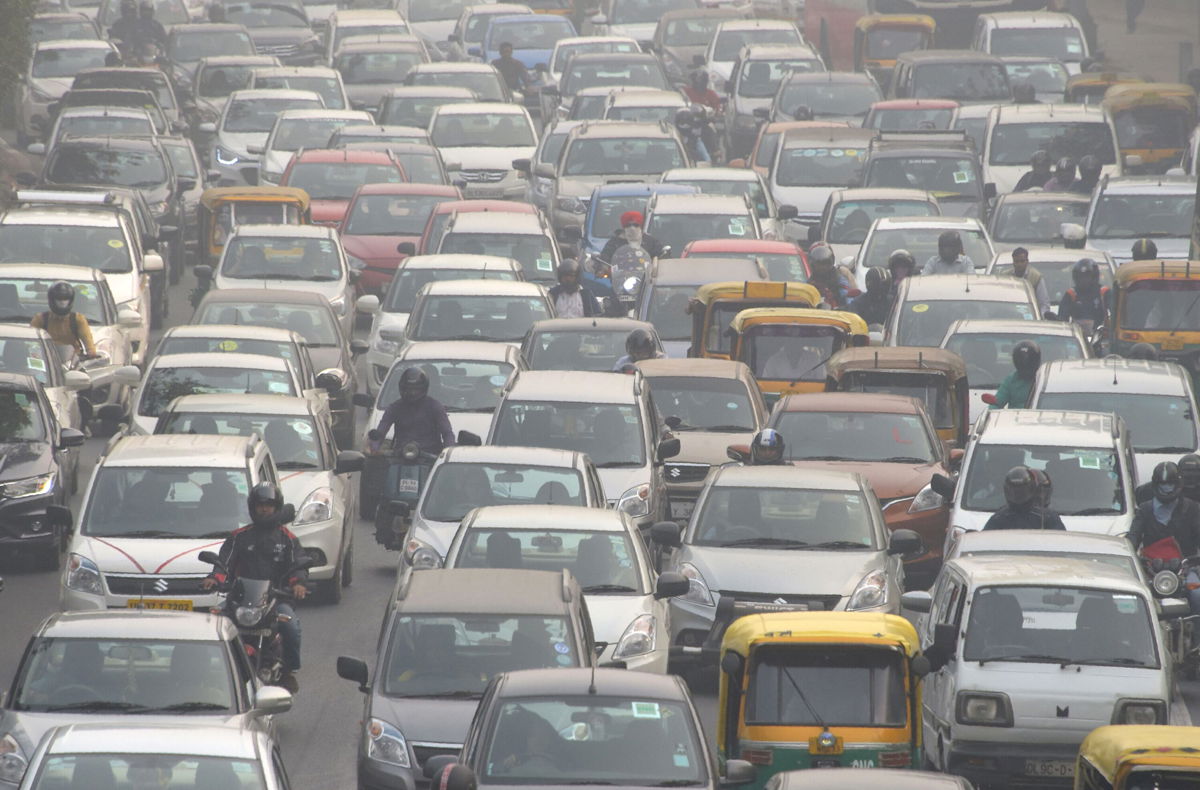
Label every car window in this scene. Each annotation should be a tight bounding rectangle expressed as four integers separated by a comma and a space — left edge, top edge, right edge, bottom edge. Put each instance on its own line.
526, 329, 642, 371
197, 301, 341, 346
437, 234, 555, 280
82, 466, 252, 536
1088, 193, 1194, 239
946, 331, 1085, 387
828, 199, 936, 244
860, 228, 991, 270
221, 236, 342, 281
690, 486, 875, 548
896, 299, 1033, 347
0, 339, 52, 384
775, 146, 865, 188
46, 148, 168, 191
1036, 392, 1198, 455
913, 62, 1008, 101
989, 121, 1116, 165
561, 60, 668, 94
0, 278, 106, 324
647, 212, 755, 254
493, 400, 645, 467
423, 463, 585, 520
56, 113, 154, 141
0, 389, 47, 441
747, 644, 905, 726
158, 413, 325, 470
285, 161, 404, 200
990, 200, 1088, 243
432, 112, 534, 147
737, 58, 822, 98
713, 28, 800, 61
157, 336, 300, 364
645, 375, 756, 431
224, 96, 323, 133
777, 80, 880, 121
773, 410, 936, 463
0, 225, 133, 273
198, 64, 257, 98
962, 444, 1124, 515
837, 370, 954, 429
553, 40, 638, 73
170, 29, 255, 63
335, 50, 425, 85
255, 75, 345, 109
454, 529, 640, 591
380, 358, 513, 412
643, 285, 693, 342
381, 94, 473, 127
138, 366, 296, 416
868, 106, 954, 132
271, 118, 359, 152
407, 71, 504, 102
32, 46, 109, 77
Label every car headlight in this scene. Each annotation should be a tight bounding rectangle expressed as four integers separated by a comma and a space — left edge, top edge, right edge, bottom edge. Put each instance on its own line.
366, 718, 410, 767
148, 201, 169, 217
679, 562, 713, 606
847, 568, 888, 611
532, 177, 553, 198
0, 733, 28, 784
908, 483, 944, 514
65, 553, 103, 596
557, 196, 586, 214
955, 692, 1013, 727
404, 538, 442, 570
345, 253, 367, 271
374, 329, 404, 355
260, 169, 283, 185
295, 487, 333, 525
214, 145, 241, 166
613, 613, 656, 659
235, 604, 265, 626
617, 484, 650, 518
1113, 699, 1166, 725
943, 525, 966, 559
1, 472, 55, 499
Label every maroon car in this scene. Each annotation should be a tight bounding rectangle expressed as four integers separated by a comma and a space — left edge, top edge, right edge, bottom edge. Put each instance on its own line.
279, 148, 408, 226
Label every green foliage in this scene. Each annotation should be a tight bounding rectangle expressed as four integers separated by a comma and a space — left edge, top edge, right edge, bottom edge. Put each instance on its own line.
0, 0, 36, 87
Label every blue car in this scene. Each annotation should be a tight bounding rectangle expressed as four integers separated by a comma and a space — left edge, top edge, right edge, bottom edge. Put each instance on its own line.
481, 14, 577, 70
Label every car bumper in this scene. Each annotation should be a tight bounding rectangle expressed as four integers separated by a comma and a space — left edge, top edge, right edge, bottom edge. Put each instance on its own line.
212, 157, 260, 187
291, 516, 343, 581
357, 754, 418, 790
0, 494, 61, 547
946, 738, 1079, 787
552, 206, 587, 235
61, 585, 223, 613
459, 178, 524, 201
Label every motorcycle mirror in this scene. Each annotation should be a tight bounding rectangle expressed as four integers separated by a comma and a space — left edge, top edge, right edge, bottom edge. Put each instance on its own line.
279, 503, 296, 524
198, 550, 221, 565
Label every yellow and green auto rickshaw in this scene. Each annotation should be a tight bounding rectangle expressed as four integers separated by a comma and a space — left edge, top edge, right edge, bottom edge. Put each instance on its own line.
853, 15, 935, 88
717, 611, 927, 788
687, 281, 820, 360
197, 186, 311, 268
1103, 83, 1197, 174
1075, 725, 1200, 790
1109, 260, 1200, 365
729, 307, 869, 406
1064, 71, 1143, 105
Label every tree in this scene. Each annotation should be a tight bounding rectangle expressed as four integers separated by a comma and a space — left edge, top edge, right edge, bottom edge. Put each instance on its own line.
0, 0, 36, 128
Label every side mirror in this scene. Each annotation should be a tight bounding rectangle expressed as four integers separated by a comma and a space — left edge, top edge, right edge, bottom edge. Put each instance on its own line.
316, 368, 348, 394
887, 528, 923, 557
59, 427, 86, 449
397, 241, 417, 256
752, 107, 769, 120
656, 437, 680, 461
176, 177, 197, 192
158, 224, 178, 239
117, 309, 142, 329
356, 294, 380, 314
113, 365, 142, 387
654, 571, 689, 599
350, 338, 369, 356
726, 443, 750, 462
724, 79, 733, 93
512, 157, 531, 174
206, 169, 222, 184
980, 393, 997, 405
590, 13, 607, 23
198, 122, 217, 133
650, 520, 681, 548
692, 54, 705, 67
930, 472, 956, 500
252, 685, 293, 716
335, 655, 370, 692
926, 622, 957, 672
457, 430, 483, 446
728, 158, 746, 168
96, 403, 126, 423
983, 182, 997, 200
352, 392, 374, 409
46, 504, 72, 528
26, 142, 45, 156
194, 264, 214, 281
64, 369, 90, 391
777, 204, 798, 221
534, 162, 555, 179
246, 144, 264, 155
467, 46, 481, 57
722, 760, 756, 787
334, 450, 365, 474
142, 252, 165, 273
910, 654, 931, 678
900, 590, 931, 613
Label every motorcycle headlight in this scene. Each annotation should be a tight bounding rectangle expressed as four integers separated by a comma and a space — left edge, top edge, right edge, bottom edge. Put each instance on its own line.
1153, 569, 1181, 597
621, 275, 642, 295
366, 718, 410, 767
404, 538, 442, 570
295, 487, 333, 525
0, 733, 28, 784
235, 604, 265, 626
557, 196, 586, 214
679, 562, 713, 606
847, 568, 888, 611
956, 692, 1013, 727
617, 484, 650, 518
908, 483, 944, 514
2, 472, 55, 499
613, 613, 655, 659
214, 145, 241, 166
65, 553, 103, 596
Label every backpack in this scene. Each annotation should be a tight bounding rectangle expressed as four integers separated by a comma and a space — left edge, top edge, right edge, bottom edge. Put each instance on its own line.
40, 311, 82, 349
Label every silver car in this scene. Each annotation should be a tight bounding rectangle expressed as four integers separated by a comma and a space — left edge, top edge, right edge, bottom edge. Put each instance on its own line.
200, 88, 324, 186
17, 39, 116, 146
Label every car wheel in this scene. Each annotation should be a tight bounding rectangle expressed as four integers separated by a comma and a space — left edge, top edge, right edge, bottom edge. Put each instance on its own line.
341, 538, 353, 587
38, 534, 61, 572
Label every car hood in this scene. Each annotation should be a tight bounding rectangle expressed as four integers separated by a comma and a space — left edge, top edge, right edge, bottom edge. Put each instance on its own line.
681, 543, 883, 599
308, 198, 352, 225
931, 194, 983, 220
370, 695, 477, 746
606, 22, 657, 41
77, 534, 229, 575
213, 274, 346, 305
439, 146, 535, 170
768, 185, 835, 218
32, 76, 75, 98
789, 459, 940, 500
372, 310, 408, 337
216, 130, 266, 159
597, 465, 649, 505
260, 149, 292, 179
343, 235, 417, 268
0, 440, 53, 481
674, 430, 755, 465
585, 592, 652, 646
278, 468, 331, 505
308, 344, 345, 373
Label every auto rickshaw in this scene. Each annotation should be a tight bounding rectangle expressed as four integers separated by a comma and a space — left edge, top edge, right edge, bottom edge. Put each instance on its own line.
729, 307, 869, 406
1064, 71, 1143, 105
688, 281, 820, 360
1075, 725, 1200, 790
717, 611, 927, 787
1109, 261, 1200, 372
825, 346, 969, 449
197, 186, 311, 268
1103, 83, 1198, 174
853, 15, 935, 89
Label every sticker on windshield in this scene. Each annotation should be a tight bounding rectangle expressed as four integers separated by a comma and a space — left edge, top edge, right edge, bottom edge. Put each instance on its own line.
1078, 454, 1101, 470
267, 381, 290, 394
536, 256, 554, 272
291, 420, 312, 434
953, 171, 970, 184
218, 339, 239, 351
673, 754, 691, 767
911, 303, 929, 313
556, 654, 572, 665
107, 239, 124, 248
830, 149, 844, 157
632, 701, 661, 719
554, 641, 570, 655
802, 149, 817, 157
726, 401, 739, 409
1113, 594, 1138, 614
25, 356, 45, 372
1066, 41, 1081, 53
728, 218, 747, 236
489, 374, 508, 386
844, 149, 858, 157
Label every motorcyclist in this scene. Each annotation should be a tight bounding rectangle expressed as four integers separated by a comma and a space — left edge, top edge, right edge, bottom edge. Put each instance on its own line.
1012, 82, 1039, 104
613, 328, 664, 372
849, 266, 893, 326
674, 106, 711, 164
1070, 154, 1102, 195
492, 42, 531, 93
983, 465, 1066, 530
1014, 150, 1052, 192
1129, 462, 1200, 614
886, 249, 916, 297
1008, 247, 1052, 318
1132, 238, 1158, 261
807, 244, 852, 308
598, 211, 664, 263
1058, 257, 1109, 329
108, 0, 141, 47
137, 0, 167, 47
748, 428, 785, 465
200, 482, 307, 692
368, 367, 455, 456
988, 340, 1040, 409
921, 230, 973, 275
682, 70, 722, 113
548, 258, 600, 318
30, 281, 97, 359
1137, 453, 1200, 504
1043, 156, 1077, 191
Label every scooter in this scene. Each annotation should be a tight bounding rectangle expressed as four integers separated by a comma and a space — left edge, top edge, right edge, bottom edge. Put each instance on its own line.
366, 439, 437, 550
1145, 555, 1200, 679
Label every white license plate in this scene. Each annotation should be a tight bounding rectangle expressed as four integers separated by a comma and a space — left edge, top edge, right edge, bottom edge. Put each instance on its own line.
670, 501, 694, 520
397, 478, 419, 494
127, 598, 193, 611
1024, 760, 1073, 778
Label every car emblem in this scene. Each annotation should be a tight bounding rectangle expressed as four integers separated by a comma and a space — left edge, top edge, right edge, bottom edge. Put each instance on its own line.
153, 578, 169, 593
773, 597, 787, 605
1056, 706, 1069, 718
669, 467, 681, 479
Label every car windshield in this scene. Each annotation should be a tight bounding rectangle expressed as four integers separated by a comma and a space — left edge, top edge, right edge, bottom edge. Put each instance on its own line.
432, 113, 534, 147
990, 199, 1088, 243
671, 179, 769, 218
1038, 393, 1197, 453
952, 115, 988, 151
382, 615, 574, 697
255, 75, 344, 108
225, 96, 322, 133
838, 370, 953, 428
648, 213, 755, 255
1089, 194, 1194, 239
157, 336, 301, 365
488, 19, 573, 50
170, 30, 255, 63
1123, 280, 1200, 331
31, 17, 97, 41
607, 104, 683, 124
611, 0, 694, 23
494, 401, 645, 467
221, 236, 342, 281
46, 148, 167, 190
0, 339, 52, 384
775, 146, 866, 188
692, 486, 875, 547
1003, 61, 1069, 95
422, 464, 585, 520
569, 94, 607, 120
990, 27, 1085, 60
160, 412, 323, 468
590, 195, 650, 239
552, 41, 638, 73
644, 285, 693, 341
345, 193, 445, 236
387, 151, 443, 183
32, 46, 109, 77
286, 161, 404, 200
662, 16, 721, 45
411, 294, 549, 342
778, 81, 880, 119
483, 696, 706, 785
333, 23, 409, 50
828, 200, 937, 244
897, 299, 1033, 347
991, 261, 1112, 304
561, 61, 668, 94
335, 50, 424, 85
868, 106, 954, 131
865, 26, 925, 58
775, 409, 936, 462
963, 444, 1124, 514
82, 466, 253, 536
962, 586, 1156, 667
526, 329, 637, 371
12, 638, 235, 712
0, 225, 132, 273
737, 59, 823, 98
713, 28, 801, 62
747, 644, 905, 726
914, 62, 1009, 101
0, 278, 105, 324
1113, 107, 1192, 150
745, 324, 843, 382
408, 0, 469, 21
56, 114, 154, 141
945, 332, 1084, 388
438, 234, 554, 281
860, 228, 992, 270
198, 64, 256, 98
28, 755, 265, 790
453, 530, 641, 591
408, 71, 504, 102
271, 118, 358, 152
864, 156, 979, 199
197, 301, 339, 345
380, 358, 512, 412
100, 0, 186, 23
383, 268, 517, 313
138, 366, 295, 416
381, 94, 474, 127
0, 390, 46, 441
646, 375, 756, 431
989, 122, 1116, 165
225, 0, 308, 26
162, 141, 198, 178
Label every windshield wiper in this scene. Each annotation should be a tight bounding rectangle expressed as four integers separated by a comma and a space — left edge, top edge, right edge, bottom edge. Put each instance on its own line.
700, 424, 755, 432
234, 272, 307, 280
977, 652, 1063, 666
809, 540, 870, 550
102, 529, 177, 538
650, 782, 703, 787
593, 461, 641, 468
439, 334, 485, 341
403, 690, 483, 698
1065, 507, 1118, 516
1142, 447, 1194, 454
583, 584, 638, 594
1060, 657, 1150, 668
148, 701, 231, 712
276, 461, 319, 469
197, 530, 233, 538
45, 700, 149, 712
791, 455, 849, 462
720, 537, 810, 548
879, 456, 932, 464
0, 314, 32, 322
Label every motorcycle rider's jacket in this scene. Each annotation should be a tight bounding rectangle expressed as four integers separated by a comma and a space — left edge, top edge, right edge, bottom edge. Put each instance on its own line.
1129, 497, 1200, 558
375, 394, 455, 456
599, 232, 663, 263
1058, 286, 1109, 325
983, 504, 1066, 530
208, 518, 309, 588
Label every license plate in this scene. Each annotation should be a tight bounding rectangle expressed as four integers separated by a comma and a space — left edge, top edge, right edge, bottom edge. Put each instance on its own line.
1162, 337, 1185, 351
1024, 759, 1073, 778
809, 735, 844, 755
127, 598, 193, 611
397, 477, 419, 494
470, 188, 504, 198
670, 500, 694, 520
811, 759, 840, 768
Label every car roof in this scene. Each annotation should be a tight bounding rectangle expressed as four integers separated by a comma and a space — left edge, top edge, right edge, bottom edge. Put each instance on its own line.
45, 723, 258, 758
165, 393, 314, 416
434, 101, 528, 116
0, 325, 50, 340
396, 339, 518, 363
440, 445, 584, 467
149, 352, 292, 371
651, 257, 762, 284
740, 43, 819, 59
383, 85, 478, 98
1038, 358, 1189, 394
409, 62, 498, 74
1, 208, 119, 227
505, 370, 636, 404
530, 317, 655, 334
946, 318, 1079, 337
229, 223, 336, 239
420, 279, 544, 297
981, 10, 1080, 28
105, 434, 258, 467
662, 167, 757, 183
51, 135, 160, 152
829, 187, 936, 202
590, 182, 694, 198
198, 287, 330, 306
396, 568, 576, 614
35, 38, 112, 50
901, 274, 1031, 301
994, 190, 1090, 206
650, 194, 750, 214
399, 254, 521, 271
227, 88, 323, 102
199, 55, 280, 66
636, 357, 749, 380
991, 103, 1109, 124
273, 109, 370, 122
899, 49, 1006, 65
254, 65, 339, 77
714, 463, 863, 490
716, 18, 797, 32
947, 554, 1144, 591
685, 239, 798, 252
976, 408, 1119, 447
292, 148, 397, 164
874, 216, 984, 232
1097, 174, 1197, 194
870, 98, 959, 110
0, 371, 40, 392
988, 247, 1113, 265
776, 391, 924, 414
57, 106, 152, 119
39, 610, 235, 640
467, 505, 625, 532
567, 120, 674, 140
957, 529, 1135, 556
607, 90, 687, 107
781, 126, 877, 146
498, 667, 686, 699
333, 9, 406, 21
782, 70, 876, 85
446, 211, 545, 233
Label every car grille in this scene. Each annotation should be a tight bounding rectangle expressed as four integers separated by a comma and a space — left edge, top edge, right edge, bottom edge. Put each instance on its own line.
411, 743, 461, 768
104, 574, 209, 596
720, 590, 841, 612
458, 169, 506, 183
664, 463, 709, 483
256, 42, 300, 57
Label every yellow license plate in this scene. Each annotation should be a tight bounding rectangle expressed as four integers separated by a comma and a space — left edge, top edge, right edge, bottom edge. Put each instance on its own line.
127, 599, 193, 611
809, 735, 844, 755
1162, 337, 1185, 351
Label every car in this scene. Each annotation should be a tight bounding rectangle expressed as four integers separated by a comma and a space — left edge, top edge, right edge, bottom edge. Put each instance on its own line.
941, 318, 1091, 422
982, 103, 1121, 195
658, 464, 918, 659
17, 39, 116, 146
449, 2, 532, 60
770, 70, 882, 126
488, 370, 680, 532
602, 88, 688, 126
0, 610, 293, 787
479, 13, 577, 72
67, 66, 183, 131
945, 528, 1144, 582
49, 86, 169, 136
972, 10, 1090, 74
577, 182, 697, 258
0, 325, 91, 432
1030, 358, 1200, 482
153, 393, 363, 600
404, 62, 512, 104
1084, 174, 1196, 264
323, 9, 411, 65
983, 246, 1116, 313
249, 64, 351, 110
278, 148, 406, 226
644, 193, 761, 258
37, 106, 157, 156
336, 140, 450, 186
164, 23, 258, 91
335, 569, 598, 789
255, 108, 373, 185
634, 256, 765, 357
543, 53, 672, 122
414, 199, 540, 256
155, 137, 210, 268
586, 0, 700, 41
185, 55, 281, 134
0, 373, 83, 570
332, 38, 430, 115
767, 770, 972, 790
522, 318, 662, 372
398, 444, 605, 564
738, 119, 851, 177
704, 18, 805, 88
212, 1, 320, 68
766, 125, 878, 230
546, 35, 640, 88
999, 55, 1071, 104
435, 212, 562, 284
860, 130, 994, 222
95, 0, 186, 27
679, 238, 805, 282
377, 85, 479, 130
887, 49, 1011, 105
647, 7, 749, 88
949, 101, 1002, 151
429, 103, 538, 201
660, 167, 797, 242
327, 123, 431, 149
855, 215, 995, 284
985, 190, 1091, 253
886, 273, 1036, 348
722, 43, 825, 158
403, 279, 552, 349
29, 12, 99, 43
60, 433, 279, 612
523, 119, 584, 212
810, 187, 940, 265
863, 98, 959, 132
203, 88, 325, 187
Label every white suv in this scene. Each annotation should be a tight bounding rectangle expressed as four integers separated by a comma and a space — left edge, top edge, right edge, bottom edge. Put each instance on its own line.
429, 102, 538, 201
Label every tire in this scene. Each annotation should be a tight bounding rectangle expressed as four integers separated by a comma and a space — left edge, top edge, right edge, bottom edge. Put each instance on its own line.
38, 534, 61, 572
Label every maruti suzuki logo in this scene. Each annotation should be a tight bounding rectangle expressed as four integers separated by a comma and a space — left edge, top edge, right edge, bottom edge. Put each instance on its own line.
153, 578, 169, 593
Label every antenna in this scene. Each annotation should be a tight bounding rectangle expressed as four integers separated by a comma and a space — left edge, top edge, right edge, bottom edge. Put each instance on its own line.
588, 655, 597, 695
1112, 354, 1119, 386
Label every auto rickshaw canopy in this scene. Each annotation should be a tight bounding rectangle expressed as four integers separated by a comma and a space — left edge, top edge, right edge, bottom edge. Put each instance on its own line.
1065, 72, 1143, 104
1114, 259, 1200, 287
729, 306, 868, 337
1102, 82, 1197, 116
692, 280, 820, 309
199, 186, 311, 213
825, 345, 967, 381
689, 281, 822, 359
722, 610, 921, 657
1078, 725, 1200, 787
854, 13, 935, 37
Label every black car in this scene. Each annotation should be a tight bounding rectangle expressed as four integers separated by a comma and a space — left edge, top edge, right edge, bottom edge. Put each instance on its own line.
0, 373, 82, 570
191, 288, 367, 447
70, 67, 185, 133
223, 0, 322, 66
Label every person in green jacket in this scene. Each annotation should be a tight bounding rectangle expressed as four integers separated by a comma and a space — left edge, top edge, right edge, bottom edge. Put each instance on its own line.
989, 340, 1040, 409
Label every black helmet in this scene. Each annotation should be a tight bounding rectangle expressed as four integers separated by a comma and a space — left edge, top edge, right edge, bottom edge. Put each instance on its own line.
48, 281, 75, 316
938, 230, 963, 258
1128, 342, 1158, 360
1030, 149, 1051, 169
248, 481, 284, 526
1013, 82, 1036, 103
625, 328, 656, 361
138, 0, 154, 14
865, 266, 891, 295
1132, 238, 1158, 261
792, 104, 813, 121
1153, 461, 1182, 503
887, 249, 915, 274
1003, 465, 1038, 509
399, 367, 429, 403
1072, 257, 1100, 289
1078, 154, 1101, 180
120, 0, 136, 13
557, 258, 582, 282
1179, 454, 1200, 490
1054, 156, 1076, 182
674, 108, 694, 128
1030, 468, 1052, 508
750, 428, 785, 465
808, 244, 835, 272
1011, 339, 1041, 377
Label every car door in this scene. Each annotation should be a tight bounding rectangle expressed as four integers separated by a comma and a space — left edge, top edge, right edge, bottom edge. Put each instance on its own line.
922, 571, 965, 763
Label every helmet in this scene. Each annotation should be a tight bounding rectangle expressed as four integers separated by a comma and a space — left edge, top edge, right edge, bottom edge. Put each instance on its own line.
807, 244, 835, 272
1030, 149, 1051, 169
620, 210, 643, 228
1054, 156, 1076, 182
1011, 339, 1041, 377
1071, 257, 1100, 289
791, 104, 813, 121
1153, 461, 1182, 503
247, 481, 284, 526
121, 0, 136, 13
937, 230, 963, 258
674, 108, 694, 128
1030, 468, 1052, 508
887, 249, 915, 275
1128, 342, 1158, 360
138, 0, 153, 14
557, 258, 582, 283
48, 281, 75, 316
750, 428, 785, 465
1132, 238, 1158, 260
1003, 465, 1038, 509
1013, 82, 1036, 102
625, 328, 656, 361
1078, 154, 1101, 180
865, 266, 891, 295
398, 367, 429, 403
1179, 453, 1200, 490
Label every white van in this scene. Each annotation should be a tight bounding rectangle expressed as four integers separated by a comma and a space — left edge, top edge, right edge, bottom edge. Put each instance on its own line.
982, 103, 1121, 194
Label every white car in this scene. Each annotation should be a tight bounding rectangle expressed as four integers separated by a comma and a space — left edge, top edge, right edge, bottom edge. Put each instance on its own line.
972, 11, 1089, 75
981, 103, 1121, 195
202, 88, 325, 187
429, 102, 538, 201
36, 106, 158, 156
18, 39, 117, 146
703, 19, 805, 90
434, 213, 561, 285
1083, 174, 1196, 264
602, 87, 688, 125
443, 505, 680, 672
323, 9, 411, 65
547, 35, 640, 87
644, 192, 762, 257
249, 64, 351, 111
255, 108, 373, 185
660, 166, 797, 241
945, 529, 1143, 582
767, 125, 878, 230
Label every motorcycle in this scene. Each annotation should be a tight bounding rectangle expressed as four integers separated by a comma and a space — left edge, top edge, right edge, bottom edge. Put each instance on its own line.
675, 104, 722, 165
363, 438, 437, 550
1144, 552, 1200, 679
607, 243, 652, 314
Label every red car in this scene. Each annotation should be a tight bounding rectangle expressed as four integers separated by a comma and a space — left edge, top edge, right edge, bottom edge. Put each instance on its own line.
681, 238, 810, 282
279, 149, 408, 226
413, 199, 541, 256
863, 99, 959, 132
340, 182, 461, 294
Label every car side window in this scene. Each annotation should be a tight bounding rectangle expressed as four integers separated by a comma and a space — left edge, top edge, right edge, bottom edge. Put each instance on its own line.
945, 580, 965, 630
588, 466, 606, 506
258, 460, 277, 486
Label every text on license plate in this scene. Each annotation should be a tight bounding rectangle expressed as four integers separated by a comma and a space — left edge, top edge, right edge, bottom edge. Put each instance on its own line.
1024, 759, 1073, 778
397, 477, 419, 494
127, 599, 193, 611
670, 501, 694, 519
